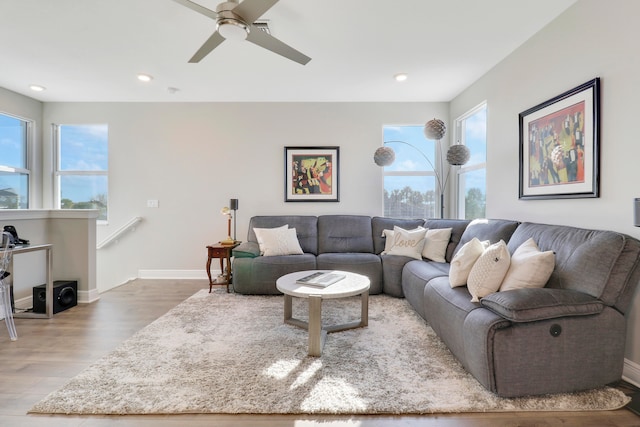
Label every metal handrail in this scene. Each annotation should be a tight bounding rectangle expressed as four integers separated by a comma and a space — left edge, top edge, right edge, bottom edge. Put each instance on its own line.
97, 216, 143, 250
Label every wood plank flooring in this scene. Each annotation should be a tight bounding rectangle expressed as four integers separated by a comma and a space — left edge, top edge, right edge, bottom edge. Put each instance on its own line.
1, 279, 639, 427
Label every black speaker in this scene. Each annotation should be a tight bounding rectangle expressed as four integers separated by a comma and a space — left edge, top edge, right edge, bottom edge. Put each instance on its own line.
33, 280, 77, 314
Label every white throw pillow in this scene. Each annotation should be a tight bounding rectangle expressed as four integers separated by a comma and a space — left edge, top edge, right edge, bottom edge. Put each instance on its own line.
500, 238, 555, 291
381, 226, 426, 253
468, 240, 511, 302
253, 225, 296, 255
254, 226, 303, 257
449, 237, 487, 287
421, 228, 452, 263
380, 226, 427, 260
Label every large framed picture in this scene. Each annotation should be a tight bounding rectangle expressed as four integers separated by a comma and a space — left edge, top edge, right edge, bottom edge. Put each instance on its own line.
519, 78, 600, 199
285, 146, 339, 202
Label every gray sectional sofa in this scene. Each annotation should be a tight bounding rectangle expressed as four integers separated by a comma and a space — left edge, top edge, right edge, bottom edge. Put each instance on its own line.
232, 214, 640, 397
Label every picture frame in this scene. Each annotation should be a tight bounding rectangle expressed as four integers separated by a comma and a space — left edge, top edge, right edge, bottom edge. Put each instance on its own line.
519, 78, 600, 199
285, 146, 339, 202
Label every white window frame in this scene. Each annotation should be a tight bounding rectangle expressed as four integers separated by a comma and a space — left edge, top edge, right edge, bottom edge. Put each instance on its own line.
0, 112, 32, 209
53, 123, 109, 223
452, 102, 487, 219
382, 125, 441, 219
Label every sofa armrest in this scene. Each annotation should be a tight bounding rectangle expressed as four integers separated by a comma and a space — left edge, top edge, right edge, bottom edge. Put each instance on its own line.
480, 288, 604, 322
232, 242, 260, 258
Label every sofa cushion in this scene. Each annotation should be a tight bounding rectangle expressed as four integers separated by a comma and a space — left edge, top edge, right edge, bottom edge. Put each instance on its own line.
318, 215, 374, 253
468, 240, 510, 302
480, 288, 604, 322
422, 227, 452, 262
449, 237, 486, 287
232, 254, 317, 295
372, 216, 425, 254
316, 252, 382, 294
401, 261, 450, 317
381, 226, 426, 259
254, 226, 304, 256
380, 254, 414, 298
423, 278, 482, 363
500, 238, 555, 291
424, 219, 471, 262
453, 218, 520, 258
232, 241, 260, 258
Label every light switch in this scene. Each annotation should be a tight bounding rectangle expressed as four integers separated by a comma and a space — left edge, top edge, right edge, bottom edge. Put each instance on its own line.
147, 199, 159, 208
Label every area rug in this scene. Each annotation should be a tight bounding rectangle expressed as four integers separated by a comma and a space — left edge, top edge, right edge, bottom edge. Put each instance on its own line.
29, 289, 630, 415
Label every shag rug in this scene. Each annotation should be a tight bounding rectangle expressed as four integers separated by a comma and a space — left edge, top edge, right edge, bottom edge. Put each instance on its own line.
30, 289, 630, 415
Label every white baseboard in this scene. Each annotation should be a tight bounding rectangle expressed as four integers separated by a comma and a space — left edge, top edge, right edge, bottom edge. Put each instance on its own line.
137, 269, 211, 280
78, 288, 100, 303
623, 358, 640, 388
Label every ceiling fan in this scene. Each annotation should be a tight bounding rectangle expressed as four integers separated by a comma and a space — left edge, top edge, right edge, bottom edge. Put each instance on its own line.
172, 0, 311, 65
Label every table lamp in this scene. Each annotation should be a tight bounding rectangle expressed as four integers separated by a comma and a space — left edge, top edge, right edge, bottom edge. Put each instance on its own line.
220, 206, 234, 245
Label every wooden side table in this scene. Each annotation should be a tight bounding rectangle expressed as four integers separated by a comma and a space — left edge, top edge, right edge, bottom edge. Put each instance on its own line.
206, 242, 240, 293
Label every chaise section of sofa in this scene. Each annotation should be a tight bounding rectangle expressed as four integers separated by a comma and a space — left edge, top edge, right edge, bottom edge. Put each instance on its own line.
405, 219, 640, 397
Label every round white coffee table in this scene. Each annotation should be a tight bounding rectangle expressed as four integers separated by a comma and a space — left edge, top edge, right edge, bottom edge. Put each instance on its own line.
276, 270, 370, 356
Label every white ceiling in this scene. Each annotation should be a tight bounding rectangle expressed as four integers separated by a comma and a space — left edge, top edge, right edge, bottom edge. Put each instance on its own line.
0, 0, 576, 103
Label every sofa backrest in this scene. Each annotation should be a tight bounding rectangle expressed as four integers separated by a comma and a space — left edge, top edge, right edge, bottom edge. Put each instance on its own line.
424, 218, 472, 262
318, 215, 374, 254
453, 218, 521, 258
371, 216, 426, 254
247, 216, 318, 255
507, 222, 640, 313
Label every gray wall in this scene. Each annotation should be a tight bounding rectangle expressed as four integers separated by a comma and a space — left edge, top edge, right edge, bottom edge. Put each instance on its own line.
450, 0, 640, 378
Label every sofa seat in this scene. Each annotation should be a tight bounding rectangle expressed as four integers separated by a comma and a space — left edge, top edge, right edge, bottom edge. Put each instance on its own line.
401, 261, 450, 318
317, 252, 383, 294
233, 254, 316, 295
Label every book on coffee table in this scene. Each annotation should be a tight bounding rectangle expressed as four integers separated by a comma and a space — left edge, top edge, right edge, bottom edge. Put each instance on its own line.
296, 271, 346, 287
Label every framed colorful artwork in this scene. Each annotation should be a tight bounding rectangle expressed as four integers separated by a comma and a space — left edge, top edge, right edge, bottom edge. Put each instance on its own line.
285, 146, 339, 202
519, 78, 600, 199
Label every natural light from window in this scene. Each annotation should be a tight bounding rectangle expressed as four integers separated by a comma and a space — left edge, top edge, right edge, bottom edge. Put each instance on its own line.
0, 113, 30, 209
382, 125, 440, 218
455, 103, 487, 219
55, 124, 109, 221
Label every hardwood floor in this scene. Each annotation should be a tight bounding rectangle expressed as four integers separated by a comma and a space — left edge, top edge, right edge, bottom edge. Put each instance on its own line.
1, 279, 639, 427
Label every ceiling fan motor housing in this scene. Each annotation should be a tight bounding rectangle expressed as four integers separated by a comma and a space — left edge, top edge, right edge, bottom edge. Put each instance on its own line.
216, 1, 249, 39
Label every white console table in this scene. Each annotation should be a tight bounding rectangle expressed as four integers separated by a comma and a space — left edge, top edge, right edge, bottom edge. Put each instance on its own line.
10, 244, 54, 319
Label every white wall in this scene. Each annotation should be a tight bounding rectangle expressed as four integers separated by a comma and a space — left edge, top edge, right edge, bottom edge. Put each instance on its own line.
41, 102, 448, 290
0, 210, 98, 304
450, 0, 640, 378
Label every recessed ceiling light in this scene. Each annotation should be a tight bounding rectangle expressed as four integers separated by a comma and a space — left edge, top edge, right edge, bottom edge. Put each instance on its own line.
137, 74, 153, 82
29, 84, 46, 92
394, 73, 408, 82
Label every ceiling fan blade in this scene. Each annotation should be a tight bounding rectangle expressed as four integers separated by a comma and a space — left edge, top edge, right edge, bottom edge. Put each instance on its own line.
245, 26, 311, 65
233, 0, 279, 23
188, 31, 226, 63
172, 0, 218, 20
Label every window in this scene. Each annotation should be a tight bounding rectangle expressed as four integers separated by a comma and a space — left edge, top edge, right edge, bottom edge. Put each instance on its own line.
54, 124, 109, 221
382, 125, 441, 218
454, 103, 487, 219
0, 113, 30, 209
